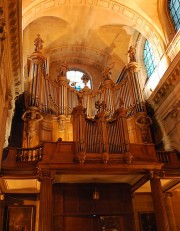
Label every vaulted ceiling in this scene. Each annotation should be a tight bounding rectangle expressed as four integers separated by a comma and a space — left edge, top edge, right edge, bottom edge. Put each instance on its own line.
22, 0, 165, 83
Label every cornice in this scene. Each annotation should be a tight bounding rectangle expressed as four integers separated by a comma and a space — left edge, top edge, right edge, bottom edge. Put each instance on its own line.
148, 52, 180, 110
5, 0, 22, 96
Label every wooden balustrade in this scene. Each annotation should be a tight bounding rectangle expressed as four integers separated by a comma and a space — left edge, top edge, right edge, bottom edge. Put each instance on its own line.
16, 145, 43, 162
156, 150, 180, 167
2, 142, 179, 169
156, 151, 171, 163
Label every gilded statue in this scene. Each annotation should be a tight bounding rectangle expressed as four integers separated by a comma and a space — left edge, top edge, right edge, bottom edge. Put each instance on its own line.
22, 107, 43, 147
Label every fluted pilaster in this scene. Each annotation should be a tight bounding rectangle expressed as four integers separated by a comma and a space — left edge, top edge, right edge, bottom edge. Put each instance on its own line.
38, 170, 55, 231
150, 177, 170, 231
165, 192, 177, 231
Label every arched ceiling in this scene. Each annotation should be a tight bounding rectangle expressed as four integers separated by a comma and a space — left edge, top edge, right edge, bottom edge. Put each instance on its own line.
22, 0, 165, 84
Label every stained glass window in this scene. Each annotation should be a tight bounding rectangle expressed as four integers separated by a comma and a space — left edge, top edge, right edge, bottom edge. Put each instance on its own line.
67, 70, 91, 90
143, 40, 157, 79
169, 0, 180, 31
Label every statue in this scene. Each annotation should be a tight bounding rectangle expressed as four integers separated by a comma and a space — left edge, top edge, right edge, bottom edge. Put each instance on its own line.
22, 107, 43, 147
34, 34, 44, 52
77, 90, 83, 106
57, 62, 68, 77
136, 115, 152, 143
102, 66, 112, 80
128, 45, 136, 62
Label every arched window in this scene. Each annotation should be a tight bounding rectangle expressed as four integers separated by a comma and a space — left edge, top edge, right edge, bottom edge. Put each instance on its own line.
169, 0, 180, 31
67, 70, 91, 91
143, 40, 157, 79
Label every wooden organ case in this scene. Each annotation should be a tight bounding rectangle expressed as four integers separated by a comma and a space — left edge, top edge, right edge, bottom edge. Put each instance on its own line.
17, 36, 158, 231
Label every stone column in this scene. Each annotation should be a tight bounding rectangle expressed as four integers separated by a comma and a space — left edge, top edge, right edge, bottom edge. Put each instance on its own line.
165, 192, 177, 231
150, 177, 170, 231
38, 170, 54, 231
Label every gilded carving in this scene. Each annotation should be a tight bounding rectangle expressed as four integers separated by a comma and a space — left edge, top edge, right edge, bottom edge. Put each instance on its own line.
124, 152, 133, 164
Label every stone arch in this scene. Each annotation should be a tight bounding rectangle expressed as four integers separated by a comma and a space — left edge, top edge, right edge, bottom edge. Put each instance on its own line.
23, 1, 166, 58
157, 0, 177, 44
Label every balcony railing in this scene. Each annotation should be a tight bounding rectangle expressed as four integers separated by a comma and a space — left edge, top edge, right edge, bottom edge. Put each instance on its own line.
156, 150, 180, 167
16, 145, 43, 162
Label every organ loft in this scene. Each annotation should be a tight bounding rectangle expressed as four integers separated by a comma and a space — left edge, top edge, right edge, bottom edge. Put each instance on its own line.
0, 1, 179, 231
20, 35, 153, 164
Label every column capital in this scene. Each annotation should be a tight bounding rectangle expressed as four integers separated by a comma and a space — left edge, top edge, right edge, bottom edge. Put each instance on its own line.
149, 170, 165, 179
38, 169, 56, 182
165, 192, 174, 198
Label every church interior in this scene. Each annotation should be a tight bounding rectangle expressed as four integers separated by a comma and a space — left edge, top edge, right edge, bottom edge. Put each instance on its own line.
0, 0, 180, 230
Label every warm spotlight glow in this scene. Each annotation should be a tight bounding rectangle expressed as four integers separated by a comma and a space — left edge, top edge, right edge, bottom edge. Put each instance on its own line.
93, 188, 100, 200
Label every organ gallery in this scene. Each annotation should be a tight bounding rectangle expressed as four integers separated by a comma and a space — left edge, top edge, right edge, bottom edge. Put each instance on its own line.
0, 0, 179, 231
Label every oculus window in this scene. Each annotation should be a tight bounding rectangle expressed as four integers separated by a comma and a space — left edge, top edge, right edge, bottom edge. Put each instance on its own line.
169, 0, 180, 31
143, 40, 157, 79
67, 70, 91, 91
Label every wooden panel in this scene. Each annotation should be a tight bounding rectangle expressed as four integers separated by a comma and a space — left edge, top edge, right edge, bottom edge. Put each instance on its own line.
53, 183, 133, 215
0, 201, 4, 231
53, 215, 63, 231
53, 184, 63, 214
53, 183, 135, 230
64, 217, 93, 231
63, 187, 79, 214
54, 142, 75, 163
78, 187, 93, 214
94, 184, 132, 214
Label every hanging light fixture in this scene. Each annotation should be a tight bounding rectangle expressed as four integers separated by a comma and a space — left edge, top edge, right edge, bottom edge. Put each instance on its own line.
93, 178, 100, 200
93, 187, 100, 200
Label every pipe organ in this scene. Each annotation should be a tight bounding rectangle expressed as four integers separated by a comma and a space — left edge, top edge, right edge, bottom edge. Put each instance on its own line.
22, 35, 152, 163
